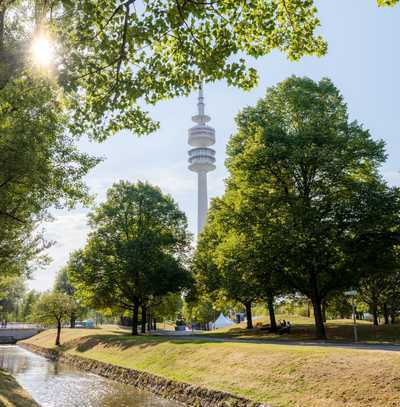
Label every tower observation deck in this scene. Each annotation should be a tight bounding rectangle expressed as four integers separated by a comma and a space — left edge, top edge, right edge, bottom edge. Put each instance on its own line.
188, 86, 216, 235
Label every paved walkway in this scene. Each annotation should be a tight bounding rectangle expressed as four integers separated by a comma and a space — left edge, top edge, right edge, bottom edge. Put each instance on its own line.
152, 330, 400, 352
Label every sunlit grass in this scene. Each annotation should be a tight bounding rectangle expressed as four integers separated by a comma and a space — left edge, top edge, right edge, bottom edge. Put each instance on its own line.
206, 313, 400, 343
22, 326, 400, 407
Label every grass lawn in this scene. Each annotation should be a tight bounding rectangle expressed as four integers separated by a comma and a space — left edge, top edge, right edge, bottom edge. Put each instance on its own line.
0, 370, 39, 407
206, 314, 400, 343
21, 327, 400, 407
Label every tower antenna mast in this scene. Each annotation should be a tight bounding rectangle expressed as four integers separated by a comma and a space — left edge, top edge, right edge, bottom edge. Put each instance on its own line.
188, 85, 216, 235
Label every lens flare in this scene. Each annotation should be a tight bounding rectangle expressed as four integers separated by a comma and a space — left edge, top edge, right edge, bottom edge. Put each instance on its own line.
32, 34, 54, 67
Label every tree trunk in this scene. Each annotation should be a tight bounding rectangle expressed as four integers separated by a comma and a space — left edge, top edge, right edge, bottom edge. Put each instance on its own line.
309, 272, 326, 339
390, 312, 396, 324
267, 296, 277, 332
0, 8, 5, 51
147, 309, 151, 332
372, 302, 379, 326
321, 300, 327, 323
70, 313, 76, 328
141, 304, 146, 334
306, 300, 311, 318
55, 320, 61, 346
244, 301, 253, 329
132, 301, 139, 335
311, 298, 326, 339
153, 318, 157, 331
383, 303, 389, 325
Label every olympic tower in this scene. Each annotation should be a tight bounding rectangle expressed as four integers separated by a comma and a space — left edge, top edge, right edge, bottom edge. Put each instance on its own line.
188, 86, 216, 235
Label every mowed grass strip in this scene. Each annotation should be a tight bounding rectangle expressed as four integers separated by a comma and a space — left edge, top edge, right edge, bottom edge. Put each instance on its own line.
23, 325, 125, 348
22, 328, 400, 407
0, 369, 39, 407
207, 314, 400, 343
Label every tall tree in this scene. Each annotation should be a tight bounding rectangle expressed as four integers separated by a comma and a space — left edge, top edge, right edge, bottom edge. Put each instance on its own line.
348, 182, 400, 325
54, 267, 84, 328
193, 197, 271, 330
0, 1, 99, 279
32, 291, 77, 345
69, 181, 191, 335
226, 76, 387, 338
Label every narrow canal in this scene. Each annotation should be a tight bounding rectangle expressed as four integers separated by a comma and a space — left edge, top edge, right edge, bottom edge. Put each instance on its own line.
0, 346, 179, 406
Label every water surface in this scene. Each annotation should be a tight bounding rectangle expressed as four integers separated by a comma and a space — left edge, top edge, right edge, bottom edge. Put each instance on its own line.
0, 345, 179, 407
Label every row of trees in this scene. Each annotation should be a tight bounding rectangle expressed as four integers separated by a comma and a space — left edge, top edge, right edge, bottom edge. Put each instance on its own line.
32, 77, 400, 342
192, 76, 400, 339
45, 76, 400, 342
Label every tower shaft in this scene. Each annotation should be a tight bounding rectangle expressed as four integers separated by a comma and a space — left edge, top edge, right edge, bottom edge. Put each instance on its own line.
197, 171, 208, 234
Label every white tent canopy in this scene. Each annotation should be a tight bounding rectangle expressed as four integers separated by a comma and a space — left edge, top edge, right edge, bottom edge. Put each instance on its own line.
214, 313, 234, 329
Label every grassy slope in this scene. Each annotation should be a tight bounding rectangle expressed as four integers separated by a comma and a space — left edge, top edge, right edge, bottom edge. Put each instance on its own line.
0, 370, 39, 407
22, 327, 400, 407
208, 314, 400, 343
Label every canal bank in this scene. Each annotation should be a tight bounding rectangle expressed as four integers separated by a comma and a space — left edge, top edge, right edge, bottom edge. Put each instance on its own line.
0, 368, 39, 407
0, 345, 179, 407
20, 342, 266, 407
20, 326, 400, 407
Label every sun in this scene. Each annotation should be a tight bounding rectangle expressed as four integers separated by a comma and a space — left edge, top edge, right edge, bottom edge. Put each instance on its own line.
31, 34, 54, 67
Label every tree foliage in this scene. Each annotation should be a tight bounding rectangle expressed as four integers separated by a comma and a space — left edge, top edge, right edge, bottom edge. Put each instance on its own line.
32, 291, 77, 345
193, 195, 273, 329
20, 289, 41, 322
377, 0, 399, 6
0, 275, 25, 321
69, 181, 192, 335
54, 266, 86, 327
0, 2, 99, 278
54, 267, 75, 297
2, 0, 327, 140
224, 76, 393, 338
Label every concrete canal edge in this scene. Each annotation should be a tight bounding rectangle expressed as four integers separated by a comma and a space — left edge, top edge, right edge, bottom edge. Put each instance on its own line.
20, 343, 271, 407
0, 368, 40, 407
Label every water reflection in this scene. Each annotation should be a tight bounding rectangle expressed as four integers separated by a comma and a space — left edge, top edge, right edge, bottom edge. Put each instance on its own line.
0, 346, 178, 407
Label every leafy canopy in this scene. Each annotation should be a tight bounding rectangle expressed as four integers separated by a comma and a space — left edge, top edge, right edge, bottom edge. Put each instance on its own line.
377, 0, 399, 6
225, 76, 390, 337
70, 181, 192, 313
0, 4, 99, 276
4, 0, 328, 140
32, 291, 77, 325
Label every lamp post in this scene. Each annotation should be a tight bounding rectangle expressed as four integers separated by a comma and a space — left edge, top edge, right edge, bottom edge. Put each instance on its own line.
344, 289, 358, 342
212, 305, 216, 330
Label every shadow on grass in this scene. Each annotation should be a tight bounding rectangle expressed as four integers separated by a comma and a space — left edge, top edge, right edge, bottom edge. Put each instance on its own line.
64, 331, 238, 355
63, 332, 168, 353
55, 321, 400, 358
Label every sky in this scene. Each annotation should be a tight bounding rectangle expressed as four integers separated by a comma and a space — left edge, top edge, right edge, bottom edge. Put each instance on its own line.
29, 1, 400, 291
